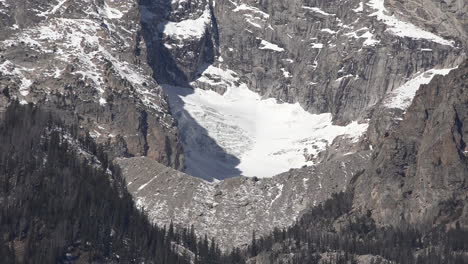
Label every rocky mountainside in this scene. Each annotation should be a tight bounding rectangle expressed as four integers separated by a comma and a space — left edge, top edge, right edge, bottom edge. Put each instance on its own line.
0, 0, 183, 167
145, 0, 465, 122
353, 59, 468, 229
115, 0, 468, 250
212, 0, 465, 123
116, 148, 369, 249
0, 0, 467, 258
132, 0, 467, 180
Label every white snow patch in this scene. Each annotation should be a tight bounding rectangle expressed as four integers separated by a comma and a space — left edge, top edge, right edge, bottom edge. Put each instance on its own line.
311, 43, 324, 49
321, 28, 337, 34
19, 78, 32, 96
270, 184, 284, 205
367, 0, 454, 46
99, 3, 124, 19
39, 0, 68, 17
233, 4, 269, 19
195, 65, 239, 88
244, 17, 262, 29
165, 68, 368, 179
362, 32, 380, 46
161, 7, 211, 40
259, 40, 284, 52
137, 173, 162, 192
345, 28, 380, 46
0, 60, 34, 96
281, 68, 291, 78
230, 3, 269, 29
53, 68, 63, 78
353, 2, 364, 13
99, 97, 107, 105
302, 6, 335, 16
303, 178, 309, 189
335, 74, 354, 82
385, 67, 457, 110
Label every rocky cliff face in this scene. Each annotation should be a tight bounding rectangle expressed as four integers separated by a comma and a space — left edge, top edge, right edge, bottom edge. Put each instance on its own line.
140, 0, 465, 182
135, 0, 467, 177
0, 0, 183, 168
142, 0, 465, 124
386, 0, 468, 47
213, 0, 466, 124
123, 0, 468, 250
353, 60, 468, 228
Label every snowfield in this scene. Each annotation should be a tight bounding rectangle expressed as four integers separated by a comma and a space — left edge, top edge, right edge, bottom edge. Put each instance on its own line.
160, 6, 211, 40
164, 66, 368, 180
259, 39, 285, 52
367, 0, 454, 46
385, 67, 457, 110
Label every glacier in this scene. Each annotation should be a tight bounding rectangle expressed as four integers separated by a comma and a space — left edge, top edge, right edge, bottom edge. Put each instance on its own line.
164, 66, 368, 180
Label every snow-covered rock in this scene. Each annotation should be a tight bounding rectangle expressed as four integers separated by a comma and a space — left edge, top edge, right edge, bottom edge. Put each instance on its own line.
384, 67, 458, 110
0, 0, 183, 168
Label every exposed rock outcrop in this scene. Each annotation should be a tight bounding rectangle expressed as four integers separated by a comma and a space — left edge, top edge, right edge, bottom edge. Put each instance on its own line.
0, 0, 183, 168
353, 60, 468, 228
120, 0, 468, 250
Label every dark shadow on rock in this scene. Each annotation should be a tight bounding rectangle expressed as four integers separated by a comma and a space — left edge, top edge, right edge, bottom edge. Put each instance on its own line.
138, 0, 242, 180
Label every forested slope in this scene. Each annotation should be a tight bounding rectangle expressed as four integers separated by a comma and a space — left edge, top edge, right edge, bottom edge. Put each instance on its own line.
244, 192, 468, 264
0, 103, 223, 263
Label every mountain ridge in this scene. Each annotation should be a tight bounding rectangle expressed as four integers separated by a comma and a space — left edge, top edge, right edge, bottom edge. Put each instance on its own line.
0, 0, 467, 261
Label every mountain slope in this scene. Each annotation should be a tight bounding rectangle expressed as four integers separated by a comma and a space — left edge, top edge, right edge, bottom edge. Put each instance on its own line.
147, 0, 464, 121
354, 59, 468, 228
244, 191, 468, 264
0, 0, 183, 168
1, 0, 467, 259
0, 102, 227, 263
138, 0, 465, 179
212, 0, 465, 123
121, 0, 468, 250
116, 149, 370, 249
116, 60, 468, 250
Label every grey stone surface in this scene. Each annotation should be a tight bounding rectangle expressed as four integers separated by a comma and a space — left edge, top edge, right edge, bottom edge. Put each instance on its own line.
0, 0, 184, 168
353, 60, 468, 229
211, 0, 465, 124
141, 0, 466, 124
